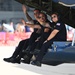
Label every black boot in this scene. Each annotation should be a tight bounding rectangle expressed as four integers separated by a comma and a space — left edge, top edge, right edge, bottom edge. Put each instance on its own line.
21, 55, 31, 64
3, 57, 13, 62
3, 57, 20, 64
31, 60, 41, 67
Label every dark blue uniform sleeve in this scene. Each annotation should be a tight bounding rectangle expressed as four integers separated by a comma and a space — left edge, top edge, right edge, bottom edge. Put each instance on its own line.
54, 23, 62, 31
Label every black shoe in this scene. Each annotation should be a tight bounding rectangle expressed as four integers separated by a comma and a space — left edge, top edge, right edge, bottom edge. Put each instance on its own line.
21, 60, 30, 64
3, 57, 13, 62
31, 61, 41, 67
3, 57, 20, 64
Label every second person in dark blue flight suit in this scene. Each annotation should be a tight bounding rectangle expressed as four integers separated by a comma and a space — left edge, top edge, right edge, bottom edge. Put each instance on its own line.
31, 12, 67, 67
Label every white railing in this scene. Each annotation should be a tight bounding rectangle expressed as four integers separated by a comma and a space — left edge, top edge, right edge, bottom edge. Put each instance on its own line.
59, 1, 75, 7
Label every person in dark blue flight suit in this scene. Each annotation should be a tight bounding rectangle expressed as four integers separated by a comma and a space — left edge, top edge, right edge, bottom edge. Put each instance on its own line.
3, 6, 42, 63
31, 12, 67, 67
3, 7, 52, 64
21, 12, 53, 64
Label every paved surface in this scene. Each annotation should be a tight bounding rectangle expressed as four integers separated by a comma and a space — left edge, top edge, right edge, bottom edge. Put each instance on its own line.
0, 46, 75, 75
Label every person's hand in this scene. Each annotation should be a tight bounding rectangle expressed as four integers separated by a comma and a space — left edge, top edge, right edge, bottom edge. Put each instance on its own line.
22, 5, 27, 13
44, 28, 50, 32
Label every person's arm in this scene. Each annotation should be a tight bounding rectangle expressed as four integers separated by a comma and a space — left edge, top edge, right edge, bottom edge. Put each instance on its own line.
46, 22, 62, 41
45, 29, 59, 42
22, 5, 33, 21
25, 22, 41, 29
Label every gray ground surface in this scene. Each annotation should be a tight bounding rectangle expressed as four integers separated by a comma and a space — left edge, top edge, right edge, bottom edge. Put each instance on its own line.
0, 46, 75, 75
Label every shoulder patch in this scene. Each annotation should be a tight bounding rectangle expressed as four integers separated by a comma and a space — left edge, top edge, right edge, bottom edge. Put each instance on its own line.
56, 23, 60, 26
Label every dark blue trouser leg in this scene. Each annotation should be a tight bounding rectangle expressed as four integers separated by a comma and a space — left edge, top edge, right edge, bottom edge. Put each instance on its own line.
35, 32, 50, 49
12, 39, 29, 58
36, 39, 54, 62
